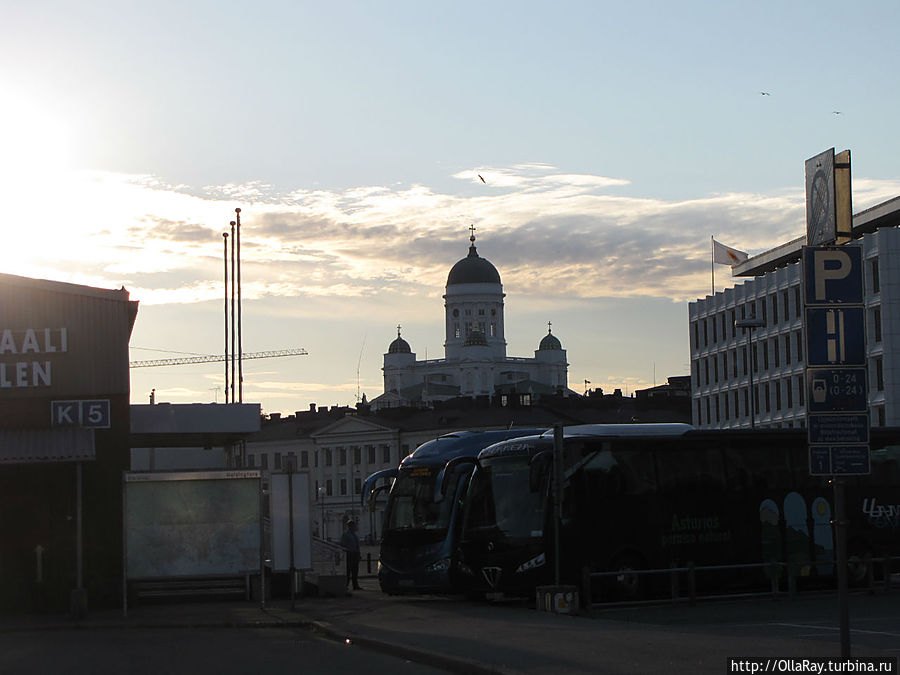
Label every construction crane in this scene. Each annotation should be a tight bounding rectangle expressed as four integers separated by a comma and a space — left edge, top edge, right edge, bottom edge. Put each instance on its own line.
130, 348, 308, 368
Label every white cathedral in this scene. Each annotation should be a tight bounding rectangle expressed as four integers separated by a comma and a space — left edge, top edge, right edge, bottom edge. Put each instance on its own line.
370, 230, 570, 409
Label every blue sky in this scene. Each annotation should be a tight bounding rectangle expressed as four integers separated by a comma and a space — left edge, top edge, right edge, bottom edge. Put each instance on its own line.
3, 1, 899, 414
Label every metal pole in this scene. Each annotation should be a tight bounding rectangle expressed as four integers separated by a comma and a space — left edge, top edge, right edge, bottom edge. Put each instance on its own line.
552, 423, 563, 586
259, 476, 266, 609
834, 478, 851, 657
76, 462, 83, 590
748, 329, 755, 428
236, 208, 243, 403
223, 232, 229, 403
230, 220, 236, 405
288, 468, 295, 611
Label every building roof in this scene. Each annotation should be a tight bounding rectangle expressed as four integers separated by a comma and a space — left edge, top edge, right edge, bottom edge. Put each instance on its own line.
732, 195, 900, 277
539, 329, 562, 351
447, 237, 501, 286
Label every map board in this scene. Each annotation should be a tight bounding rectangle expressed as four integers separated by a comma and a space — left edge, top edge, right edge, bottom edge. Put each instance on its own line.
125, 470, 261, 579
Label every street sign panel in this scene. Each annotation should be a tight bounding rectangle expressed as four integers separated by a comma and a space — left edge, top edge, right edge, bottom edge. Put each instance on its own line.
51, 399, 111, 429
808, 413, 869, 445
806, 149, 836, 246
803, 246, 863, 305
831, 446, 871, 475
805, 307, 865, 366
809, 445, 871, 475
806, 367, 868, 413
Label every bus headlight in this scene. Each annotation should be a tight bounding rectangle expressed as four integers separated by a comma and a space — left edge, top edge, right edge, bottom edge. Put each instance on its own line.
515, 553, 546, 574
427, 558, 451, 573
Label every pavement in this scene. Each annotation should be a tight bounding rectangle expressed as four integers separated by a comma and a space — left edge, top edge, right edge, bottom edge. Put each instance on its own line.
2, 572, 899, 675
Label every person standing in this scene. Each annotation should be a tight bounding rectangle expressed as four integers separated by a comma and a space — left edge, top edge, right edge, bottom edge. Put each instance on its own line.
340, 519, 361, 590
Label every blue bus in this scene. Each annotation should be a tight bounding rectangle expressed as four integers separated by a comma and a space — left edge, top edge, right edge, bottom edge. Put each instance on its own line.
362, 428, 545, 595
455, 424, 900, 601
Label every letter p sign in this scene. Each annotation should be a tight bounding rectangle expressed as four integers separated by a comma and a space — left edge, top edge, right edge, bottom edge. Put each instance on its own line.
804, 245, 863, 305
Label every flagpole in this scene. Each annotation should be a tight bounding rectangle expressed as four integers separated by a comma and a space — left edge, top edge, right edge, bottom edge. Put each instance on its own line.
710, 236, 715, 295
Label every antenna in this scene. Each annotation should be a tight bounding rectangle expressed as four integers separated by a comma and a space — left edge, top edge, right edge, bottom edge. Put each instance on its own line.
356, 333, 367, 403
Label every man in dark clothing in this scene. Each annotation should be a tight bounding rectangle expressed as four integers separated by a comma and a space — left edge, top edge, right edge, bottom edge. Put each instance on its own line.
340, 520, 361, 590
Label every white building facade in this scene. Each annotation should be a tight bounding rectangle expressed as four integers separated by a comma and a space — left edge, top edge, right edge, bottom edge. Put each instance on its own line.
689, 196, 900, 429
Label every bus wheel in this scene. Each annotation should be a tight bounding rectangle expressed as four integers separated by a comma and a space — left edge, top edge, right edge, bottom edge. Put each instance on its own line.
611, 553, 644, 600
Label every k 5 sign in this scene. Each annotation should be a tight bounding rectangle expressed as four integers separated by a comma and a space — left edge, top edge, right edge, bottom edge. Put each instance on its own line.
51, 399, 111, 428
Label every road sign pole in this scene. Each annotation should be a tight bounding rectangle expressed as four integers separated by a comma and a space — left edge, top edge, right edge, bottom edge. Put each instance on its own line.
833, 477, 850, 658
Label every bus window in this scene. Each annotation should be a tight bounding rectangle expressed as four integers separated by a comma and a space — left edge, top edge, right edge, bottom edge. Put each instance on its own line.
724, 444, 791, 492
582, 448, 656, 496
655, 448, 726, 493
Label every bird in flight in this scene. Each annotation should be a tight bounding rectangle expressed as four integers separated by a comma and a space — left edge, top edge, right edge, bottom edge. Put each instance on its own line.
478, 174, 486, 183
832, 110, 842, 115
760, 91, 771, 96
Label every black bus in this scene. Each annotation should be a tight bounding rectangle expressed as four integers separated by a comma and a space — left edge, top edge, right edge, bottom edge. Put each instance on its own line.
454, 424, 900, 600
362, 428, 545, 594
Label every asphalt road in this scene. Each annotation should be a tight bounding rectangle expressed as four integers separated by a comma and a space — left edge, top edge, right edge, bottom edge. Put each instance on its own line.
0, 626, 447, 675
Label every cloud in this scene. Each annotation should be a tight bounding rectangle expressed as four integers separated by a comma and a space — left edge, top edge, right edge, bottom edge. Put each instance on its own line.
15, 165, 900, 308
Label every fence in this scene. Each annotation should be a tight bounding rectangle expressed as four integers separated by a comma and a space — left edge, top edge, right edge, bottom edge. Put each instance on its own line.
581, 555, 899, 613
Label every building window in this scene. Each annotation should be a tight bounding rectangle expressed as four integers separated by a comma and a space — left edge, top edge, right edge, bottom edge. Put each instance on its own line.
741, 346, 748, 376
383, 444, 392, 463
247, 455, 255, 468
743, 389, 749, 418
326, 480, 333, 497
732, 349, 738, 378
338, 447, 346, 466
733, 390, 740, 419
764, 383, 771, 413
730, 309, 736, 339
324, 448, 332, 467
782, 291, 789, 323
354, 477, 362, 495
796, 375, 804, 406
773, 337, 780, 368
794, 286, 801, 319
301, 450, 309, 468
715, 395, 721, 423
367, 445, 376, 464
762, 341, 769, 370
340, 478, 347, 495
705, 397, 711, 424
274, 453, 282, 470
693, 321, 699, 349
723, 393, 730, 421
261, 454, 269, 469
712, 316, 718, 343
786, 378, 793, 409
353, 446, 361, 465
775, 381, 782, 411
704, 359, 709, 385
795, 331, 803, 361
873, 306, 882, 343
771, 295, 778, 324
784, 334, 791, 365
875, 357, 884, 391
703, 319, 708, 347
722, 352, 728, 381
876, 406, 885, 427
713, 357, 719, 383
871, 257, 880, 293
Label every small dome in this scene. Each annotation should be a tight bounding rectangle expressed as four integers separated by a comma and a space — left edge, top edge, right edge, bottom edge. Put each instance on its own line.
447, 234, 501, 286
388, 326, 411, 354
539, 326, 562, 351
464, 329, 488, 347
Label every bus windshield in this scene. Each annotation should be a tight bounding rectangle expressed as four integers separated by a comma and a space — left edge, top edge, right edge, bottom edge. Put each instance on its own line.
466, 458, 544, 539
384, 468, 455, 536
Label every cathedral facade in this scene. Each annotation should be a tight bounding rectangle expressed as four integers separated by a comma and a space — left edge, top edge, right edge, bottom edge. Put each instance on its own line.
372, 232, 569, 409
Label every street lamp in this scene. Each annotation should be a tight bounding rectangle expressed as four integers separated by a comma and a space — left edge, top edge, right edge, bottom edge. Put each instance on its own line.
735, 318, 765, 428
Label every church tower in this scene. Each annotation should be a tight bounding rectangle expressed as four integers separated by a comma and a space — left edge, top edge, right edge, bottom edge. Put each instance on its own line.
443, 228, 506, 361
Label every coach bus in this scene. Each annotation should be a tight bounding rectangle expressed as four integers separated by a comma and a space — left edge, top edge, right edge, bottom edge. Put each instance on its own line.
454, 424, 900, 601
362, 428, 545, 595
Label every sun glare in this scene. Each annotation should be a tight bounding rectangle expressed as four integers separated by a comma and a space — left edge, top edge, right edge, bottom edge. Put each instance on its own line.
0, 91, 71, 183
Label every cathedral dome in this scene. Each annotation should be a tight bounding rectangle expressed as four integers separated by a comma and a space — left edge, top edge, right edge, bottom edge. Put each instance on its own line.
539, 326, 562, 351
388, 327, 411, 354
447, 234, 501, 286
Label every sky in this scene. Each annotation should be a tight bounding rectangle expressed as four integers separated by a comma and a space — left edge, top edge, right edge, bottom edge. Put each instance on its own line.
3, 1, 900, 416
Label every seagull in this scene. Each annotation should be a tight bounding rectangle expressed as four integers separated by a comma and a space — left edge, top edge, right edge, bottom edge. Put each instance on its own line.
478, 174, 486, 183
832, 110, 842, 115
760, 91, 770, 96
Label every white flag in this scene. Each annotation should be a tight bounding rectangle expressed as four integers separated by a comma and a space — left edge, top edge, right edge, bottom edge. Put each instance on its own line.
712, 239, 748, 266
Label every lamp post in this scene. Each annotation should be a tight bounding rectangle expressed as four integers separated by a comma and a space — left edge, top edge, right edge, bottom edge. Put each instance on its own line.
735, 317, 765, 428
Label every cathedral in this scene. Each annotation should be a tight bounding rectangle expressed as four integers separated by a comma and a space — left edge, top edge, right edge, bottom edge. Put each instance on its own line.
371, 230, 570, 409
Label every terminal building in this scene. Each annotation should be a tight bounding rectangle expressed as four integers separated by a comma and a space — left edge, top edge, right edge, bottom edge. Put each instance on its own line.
689, 195, 900, 429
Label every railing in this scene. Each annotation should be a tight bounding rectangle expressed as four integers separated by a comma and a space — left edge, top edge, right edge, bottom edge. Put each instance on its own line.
581, 556, 900, 613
